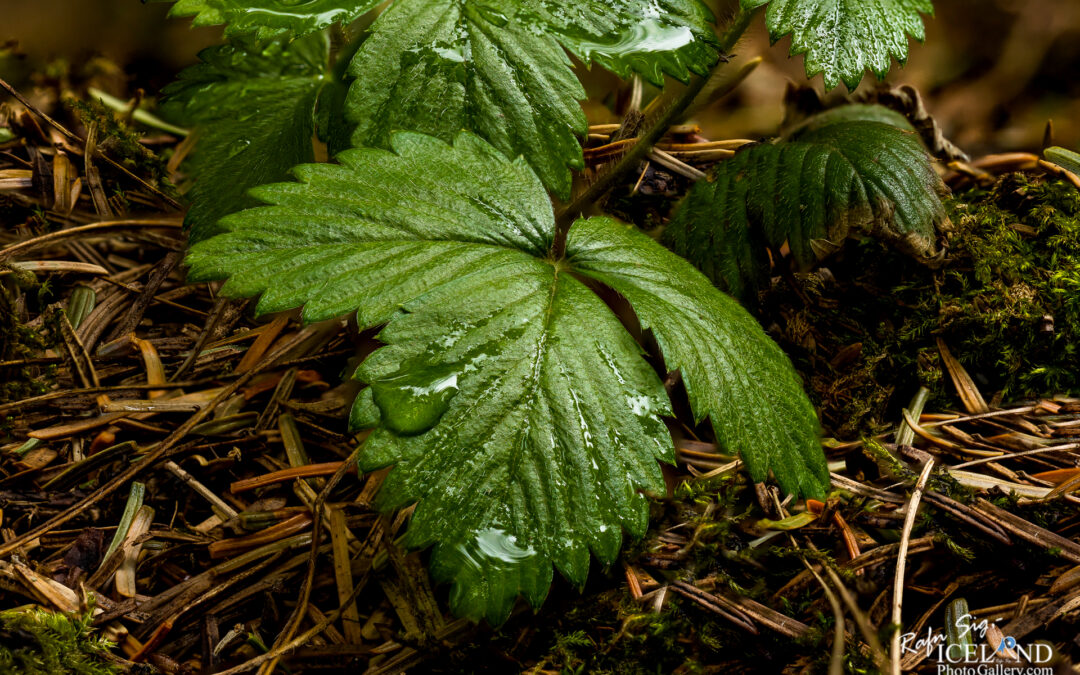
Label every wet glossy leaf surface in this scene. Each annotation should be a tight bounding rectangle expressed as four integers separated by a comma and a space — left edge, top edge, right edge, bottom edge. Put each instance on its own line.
162, 0, 720, 201
664, 105, 948, 301
346, 0, 720, 198
161, 0, 380, 38
161, 34, 330, 242
186, 131, 827, 623
743, 0, 934, 89
568, 218, 827, 500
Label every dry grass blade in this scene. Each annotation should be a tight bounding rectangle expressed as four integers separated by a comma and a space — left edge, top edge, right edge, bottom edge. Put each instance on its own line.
890, 459, 934, 675
115, 504, 155, 597
936, 339, 989, 414
0, 219, 183, 264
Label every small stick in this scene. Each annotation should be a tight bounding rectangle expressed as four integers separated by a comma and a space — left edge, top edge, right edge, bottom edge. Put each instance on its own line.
890, 460, 935, 675
647, 147, 707, 180
2, 261, 109, 275
952, 442, 1080, 470
230, 462, 349, 493
164, 460, 239, 520
0, 219, 182, 264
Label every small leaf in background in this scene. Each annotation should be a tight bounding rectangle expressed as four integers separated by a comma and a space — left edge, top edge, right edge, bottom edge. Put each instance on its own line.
187, 131, 828, 624
157, 0, 381, 38
758, 511, 818, 530
664, 105, 949, 301
743, 0, 934, 90
1045, 146, 1080, 177
345, 0, 721, 198
161, 33, 330, 242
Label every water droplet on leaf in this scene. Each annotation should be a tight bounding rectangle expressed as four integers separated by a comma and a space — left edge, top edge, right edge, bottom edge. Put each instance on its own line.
451, 528, 537, 574
225, 138, 252, 159
370, 358, 461, 435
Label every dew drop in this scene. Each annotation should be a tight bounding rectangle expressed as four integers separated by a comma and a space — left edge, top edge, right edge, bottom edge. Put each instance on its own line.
225, 138, 252, 159
370, 358, 461, 435
447, 528, 537, 577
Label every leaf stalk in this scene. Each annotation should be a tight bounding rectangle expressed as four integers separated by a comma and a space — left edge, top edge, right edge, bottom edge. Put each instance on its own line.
550, 6, 759, 258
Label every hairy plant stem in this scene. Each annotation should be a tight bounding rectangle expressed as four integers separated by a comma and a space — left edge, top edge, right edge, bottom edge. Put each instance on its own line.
550, 6, 758, 259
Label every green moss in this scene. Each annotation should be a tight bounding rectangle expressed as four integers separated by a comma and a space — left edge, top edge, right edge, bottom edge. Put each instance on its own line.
0, 282, 55, 407
66, 98, 174, 195
764, 175, 1080, 438
938, 176, 1080, 394
0, 607, 119, 675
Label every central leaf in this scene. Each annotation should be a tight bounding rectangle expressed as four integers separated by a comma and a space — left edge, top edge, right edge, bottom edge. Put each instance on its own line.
354, 248, 673, 625
186, 131, 826, 623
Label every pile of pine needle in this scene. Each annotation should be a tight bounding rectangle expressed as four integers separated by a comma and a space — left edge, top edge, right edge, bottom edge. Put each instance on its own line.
1, 78, 1079, 674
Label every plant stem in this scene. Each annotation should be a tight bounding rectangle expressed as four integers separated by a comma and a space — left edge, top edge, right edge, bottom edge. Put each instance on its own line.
550, 6, 758, 257
89, 87, 190, 137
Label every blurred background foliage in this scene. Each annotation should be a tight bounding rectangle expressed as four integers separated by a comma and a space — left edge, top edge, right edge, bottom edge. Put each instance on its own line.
2, 0, 1077, 153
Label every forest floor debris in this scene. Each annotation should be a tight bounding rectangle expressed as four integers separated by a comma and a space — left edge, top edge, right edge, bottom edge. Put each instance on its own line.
1, 78, 1079, 675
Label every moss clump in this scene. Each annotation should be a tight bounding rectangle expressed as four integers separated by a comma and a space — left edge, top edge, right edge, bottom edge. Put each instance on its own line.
66, 97, 173, 193
0, 607, 118, 675
939, 176, 1080, 394
0, 283, 55, 407
763, 174, 1080, 438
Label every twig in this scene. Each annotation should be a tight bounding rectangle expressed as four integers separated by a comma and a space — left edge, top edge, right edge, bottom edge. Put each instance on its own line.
255, 444, 364, 675
951, 442, 1080, 470
164, 460, 239, 520
802, 560, 846, 675
0, 219, 183, 264
646, 147, 706, 180
890, 459, 934, 675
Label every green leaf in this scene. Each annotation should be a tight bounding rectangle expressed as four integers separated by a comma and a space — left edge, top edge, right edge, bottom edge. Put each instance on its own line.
1045, 147, 1080, 177
160, 0, 720, 199
186, 131, 827, 624
161, 34, 329, 242
664, 105, 948, 301
567, 218, 827, 499
158, 0, 380, 38
758, 511, 818, 530
345, 0, 721, 198
743, 0, 934, 90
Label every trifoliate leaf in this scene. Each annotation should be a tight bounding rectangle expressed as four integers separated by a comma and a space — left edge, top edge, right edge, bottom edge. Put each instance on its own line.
161, 34, 329, 242
346, 0, 721, 197
567, 218, 827, 499
186, 131, 828, 624
664, 105, 948, 301
158, 0, 380, 38
743, 0, 934, 90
